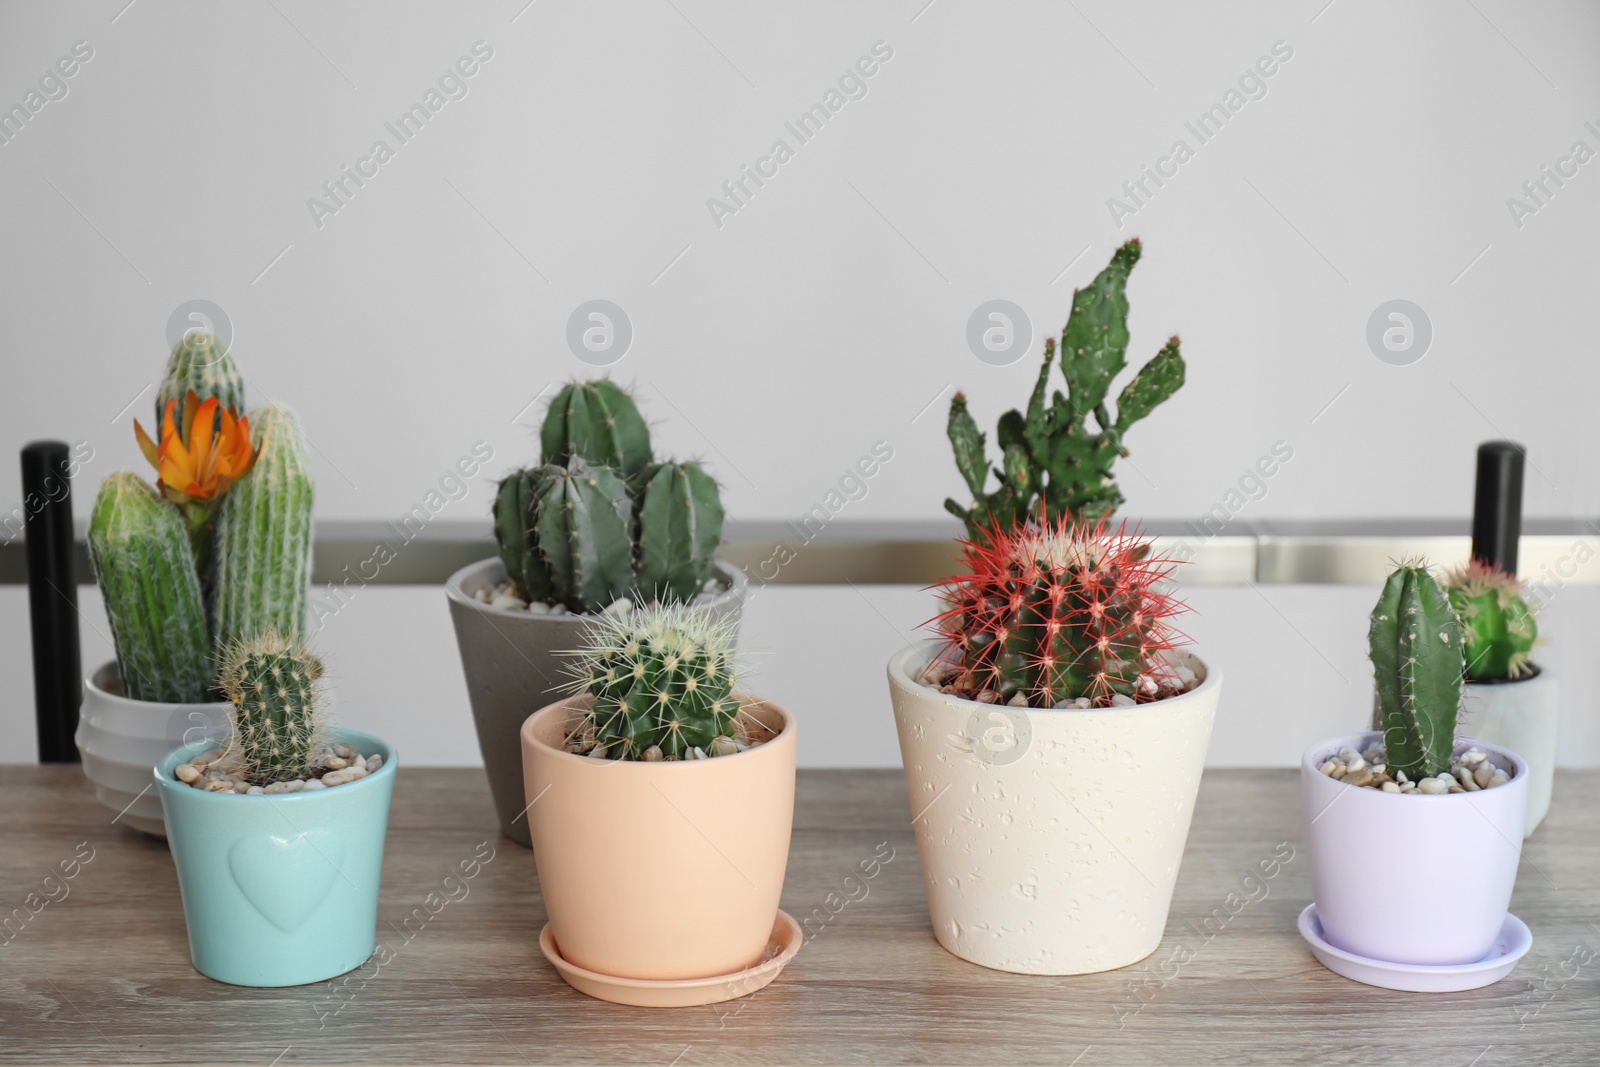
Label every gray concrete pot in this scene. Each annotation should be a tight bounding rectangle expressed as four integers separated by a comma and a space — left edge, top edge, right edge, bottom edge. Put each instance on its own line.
445, 556, 748, 847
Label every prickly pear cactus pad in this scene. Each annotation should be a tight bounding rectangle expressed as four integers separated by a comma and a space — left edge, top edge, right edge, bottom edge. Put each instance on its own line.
1442, 559, 1537, 681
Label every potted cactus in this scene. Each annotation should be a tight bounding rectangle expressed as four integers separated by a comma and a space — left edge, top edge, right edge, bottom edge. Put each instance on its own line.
1302, 561, 1530, 988
445, 380, 746, 846
520, 604, 797, 1005
154, 631, 397, 987
77, 334, 313, 835
887, 240, 1224, 975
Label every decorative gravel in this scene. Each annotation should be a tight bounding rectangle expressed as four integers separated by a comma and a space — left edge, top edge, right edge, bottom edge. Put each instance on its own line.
1317, 743, 1511, 794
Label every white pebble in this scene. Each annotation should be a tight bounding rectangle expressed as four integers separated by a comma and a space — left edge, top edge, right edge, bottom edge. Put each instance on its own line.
490, 594, 527, 610
689, 747, 708, 760
1318, 760, 1340, 777
642, 746, 663, 762
602, 599, 633, 616
709, 736, 739, 757
1489, 770, 1509, 787
1071, 697, 1092, 709
1381, 782, 1401, 793
1473, 763, 1495, 789
1369, 763, 1386, 775
203, 780, 234, 792
365, 755, 383, 773
1006, 693, 1029, 708
323, 766, 369, 787
1395, 770, 1408, 784
330, 743, 353, 759
524, 600, 550, 614
301, 778, 326, 791
175, 763, 200, 784
1461, 749, 1487, 767
549, 603, 569, 616
1109, 694, 1137, 707
1338, 747, 1362, 765
587, 746, 609, 759
1417, 777, 1450, 795
247, 785, 265, 795
473, 588, 492, 603
1454, 767, 1480, 791
1344, 755, 1366, 774
324, 756, 349, 771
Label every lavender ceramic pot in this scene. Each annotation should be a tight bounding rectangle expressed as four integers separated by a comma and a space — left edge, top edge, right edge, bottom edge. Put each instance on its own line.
1302, 731, 1529, 967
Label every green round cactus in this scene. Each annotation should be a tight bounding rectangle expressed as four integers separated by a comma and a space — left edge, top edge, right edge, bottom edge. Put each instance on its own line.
562, 604, 740, 760
1443, 559, 1537, 681
539, 380, 652, 481
219, 630, 327, 784
157, 332, 245, 430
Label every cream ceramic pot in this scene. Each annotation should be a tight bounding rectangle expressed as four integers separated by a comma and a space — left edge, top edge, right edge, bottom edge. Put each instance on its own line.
521, 695, 795, 982
887, 642, 1222, 975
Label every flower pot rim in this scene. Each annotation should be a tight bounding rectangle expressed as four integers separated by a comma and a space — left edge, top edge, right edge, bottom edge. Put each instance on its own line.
521, 692, 794, 770
153, 727, 398, 804
85, 660, 232, 710
445, 555, 749, 620
1301, 729, 1529, 798
885, 639, 1220, 713
1464, 663, 1547, 686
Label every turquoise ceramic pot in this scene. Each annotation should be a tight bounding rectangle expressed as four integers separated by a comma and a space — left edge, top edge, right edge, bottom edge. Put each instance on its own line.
154, 728, 397, 987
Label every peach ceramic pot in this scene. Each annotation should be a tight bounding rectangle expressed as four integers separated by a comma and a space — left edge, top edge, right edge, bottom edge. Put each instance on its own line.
520, 695, 796, 982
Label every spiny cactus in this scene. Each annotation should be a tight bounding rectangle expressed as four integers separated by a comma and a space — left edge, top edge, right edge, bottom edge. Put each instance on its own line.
1442, 559, 1537, 681
493, 379, 726, 610
87, 472, 211, 703
930, 513, 1187, 708
157, 332, 245, 432
211, 405, 314, 648
562, 604, 741, 760
945, 239, 1185, 540
1370, 561, 1464, 781
219, 630, 327, 784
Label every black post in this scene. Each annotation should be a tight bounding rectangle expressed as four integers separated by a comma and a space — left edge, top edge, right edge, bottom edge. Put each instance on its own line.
21, 441, 82, 763
1470, 440, 1525, 576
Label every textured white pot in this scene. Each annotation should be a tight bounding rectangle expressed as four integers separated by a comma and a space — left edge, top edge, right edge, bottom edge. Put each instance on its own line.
887, 642, 1222, 975
1461, 668, 1558, 837
76, 661, 231, 836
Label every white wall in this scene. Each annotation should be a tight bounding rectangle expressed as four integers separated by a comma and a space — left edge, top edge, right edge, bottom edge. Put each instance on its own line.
2, 1, 1598, 766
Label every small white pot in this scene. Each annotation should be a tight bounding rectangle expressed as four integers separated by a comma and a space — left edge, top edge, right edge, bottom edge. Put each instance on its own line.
76, 662, 232, 836
1461, 669, 1557, 837
886, 642, 1222, 975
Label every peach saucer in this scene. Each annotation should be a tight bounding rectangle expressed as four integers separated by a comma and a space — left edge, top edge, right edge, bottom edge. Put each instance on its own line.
539, 910, 802, 1007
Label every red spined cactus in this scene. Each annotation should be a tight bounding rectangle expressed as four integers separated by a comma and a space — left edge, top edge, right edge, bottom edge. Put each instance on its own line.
928, 514, 1190, 708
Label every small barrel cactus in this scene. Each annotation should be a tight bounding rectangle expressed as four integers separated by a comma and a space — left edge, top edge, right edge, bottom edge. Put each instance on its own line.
211, 405, 315, 648
157, 332, 245, 432
493, 379, 726, 610
1370, 561, 1464, 781
945, 239, 1185, 539
87, 472, 212, 703
1442, 559, 1537, 681
219, 630, 327, 784
930, 514, 1188, 708
561, 604, 741, 760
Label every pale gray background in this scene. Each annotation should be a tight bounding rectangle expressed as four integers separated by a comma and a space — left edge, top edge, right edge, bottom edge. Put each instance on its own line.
2, 0, 1597, 767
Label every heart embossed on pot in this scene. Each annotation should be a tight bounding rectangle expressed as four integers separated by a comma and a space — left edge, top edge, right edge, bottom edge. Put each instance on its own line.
227, 829, 346, 933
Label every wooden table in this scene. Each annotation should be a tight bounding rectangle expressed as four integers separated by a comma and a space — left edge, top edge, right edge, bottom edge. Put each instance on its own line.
2, 767, 1596, 1066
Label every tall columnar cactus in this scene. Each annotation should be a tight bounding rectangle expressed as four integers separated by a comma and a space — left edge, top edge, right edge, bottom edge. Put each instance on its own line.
493, 379, 726, 610
945, 239, 1185, 540
540, 379, 653, 482
1369, 562, 1464, 781
87, 472, 211, 703
218, 630, 327, 784
563, 604, 741, 760
211, 405, 315, 649
931, 514, 1187, 708
156, 332, 245, 432
1442, 560, 1537, 681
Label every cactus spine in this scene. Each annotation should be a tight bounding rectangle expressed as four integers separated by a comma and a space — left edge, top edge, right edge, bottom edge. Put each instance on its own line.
945, 239, 1185, 539
219, 631, 326, 784
563, 604, 740, 760
932, 514, 1186, 707
211, 405, 314, 649
1442, 560, 1537, 681
1370, 562, 1463, 781
87, 472, 211, 702
157, 332, 245, 432
493, 379, 726, 609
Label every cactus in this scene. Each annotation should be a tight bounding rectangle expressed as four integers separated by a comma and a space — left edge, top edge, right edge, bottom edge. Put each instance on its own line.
562, 604, 741, 760
945, 239, 1185, 540
156, 332, 244, 432
930, 513, 1187, 707
493, 380, 727, 610
218, 630, 327, 784
1369, 561, 1464, 781
87, 472, 211, 703
1442, 560, 1537, 681
540, 380, 652, 482
211, 405, 314, 649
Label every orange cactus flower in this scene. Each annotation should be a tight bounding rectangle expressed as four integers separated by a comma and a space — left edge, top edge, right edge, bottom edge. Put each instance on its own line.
135, 391, 258, 505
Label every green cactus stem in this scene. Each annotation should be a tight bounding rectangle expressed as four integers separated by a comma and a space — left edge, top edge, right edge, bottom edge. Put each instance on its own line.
537, 457, 636, 612
945, 239, 1185, 539
540, 380, 652, 482
156, 332, 245, 432
635, 461, 724, 603
494, 465, 559, 603
562, 604, 741, 760
219, 630, 327, 784
87, 472, 211, 703
1442, 560, 1537, 681
211, 405, 314, 649
1370, 561, 1463, 781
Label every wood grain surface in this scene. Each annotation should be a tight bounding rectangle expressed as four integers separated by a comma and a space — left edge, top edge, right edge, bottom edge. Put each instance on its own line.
1, 766, 1595, 1066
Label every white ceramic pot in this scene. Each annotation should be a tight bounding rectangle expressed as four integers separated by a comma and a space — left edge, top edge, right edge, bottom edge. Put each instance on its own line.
1461, 669, 1557, 837
76, 661, 231, 836
1302, 731, 1528, 966
886, 642, 1222, 975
